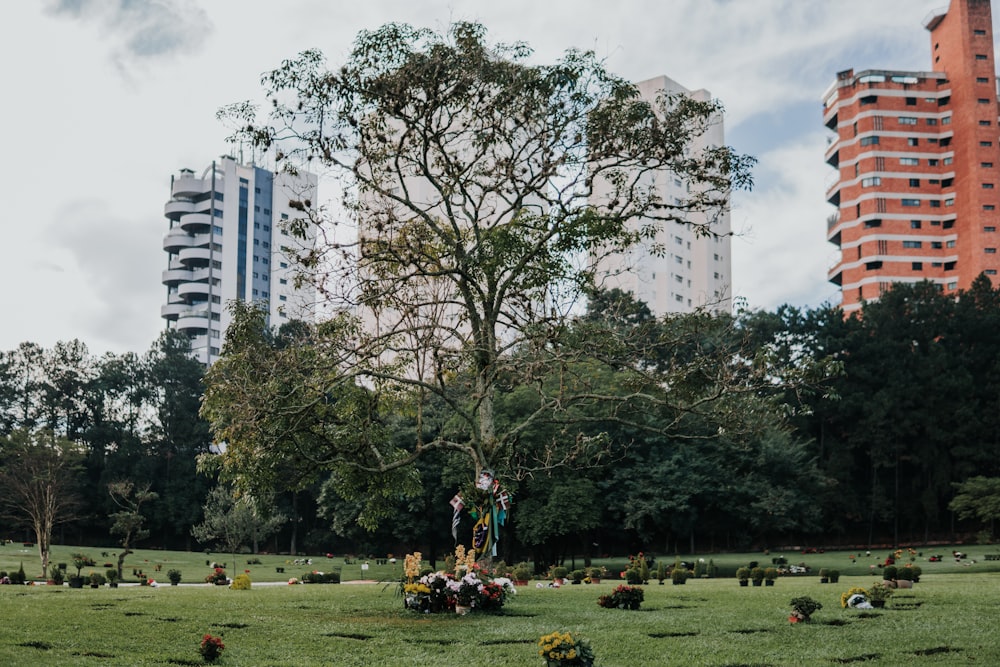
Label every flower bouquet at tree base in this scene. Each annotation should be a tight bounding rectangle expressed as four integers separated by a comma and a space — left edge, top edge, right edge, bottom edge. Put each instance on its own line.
401, 545, 515, 614
538, 631, 595, 667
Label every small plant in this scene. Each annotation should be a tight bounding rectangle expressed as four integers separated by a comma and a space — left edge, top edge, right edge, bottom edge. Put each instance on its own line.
909, 565, 922, 582
693, 559, 707, 578
750, 566, 765, 585
818, 568, 829, 583
671, 565, 687, 585
867, 580, 894, 605
707, 559, 718, 578
789, 595, 823, 622
88, 572, 107, 587
586, 566, 605, 581
828, 568, 841, 583
48, 565, 65, 585
199, 634, 225, 663
570, 569, 586, 583
230, 573, 252, 590
167, 569, 182, 585
106, 569, 120, 587
638, 557, 650, 584
624, 568, 643, 585
538, 631, 595, 666
551, 566, 569, 582
512, 562, 533, 582
736, 566, 750, 585
895, 566, 913, 581
882, 565, 897, 581
764, 567, 778, 583
597, 584, 644, 610
656, 561, 667, 583
70, 553, 94, 577
492, 560, 511, 578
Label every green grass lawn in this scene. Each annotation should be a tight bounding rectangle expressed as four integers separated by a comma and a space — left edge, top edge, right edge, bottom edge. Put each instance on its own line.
1, 562, 999, 665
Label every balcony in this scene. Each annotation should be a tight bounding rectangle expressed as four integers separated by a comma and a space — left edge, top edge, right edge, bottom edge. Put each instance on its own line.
825, 140, 839, 168
178, 212, 213, 233
162, 268, 194, 285
827, 261, 844, 286
163, 230, 194, 252
171, 175, 207, 198
825, 173, 841, 207
178, 282, 211, 298
178, 247, 214, 265
164, 199, 194, 220
160, 303, 188, 320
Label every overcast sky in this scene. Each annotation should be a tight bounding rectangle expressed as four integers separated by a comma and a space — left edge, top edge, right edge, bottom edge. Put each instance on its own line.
0, 0, 963, 355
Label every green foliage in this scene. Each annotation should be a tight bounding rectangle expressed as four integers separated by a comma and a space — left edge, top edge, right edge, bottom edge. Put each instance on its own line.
167, 569, 182, 585
735, 567, 750, 581
597, 584, 644, 610
789, 595, 822, 620
230, 574, 252, 590
302, 571, 340, 584
48, 565, 64, 584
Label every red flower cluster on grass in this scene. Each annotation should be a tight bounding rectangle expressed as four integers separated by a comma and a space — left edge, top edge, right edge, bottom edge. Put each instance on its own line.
200, 634, 225, 662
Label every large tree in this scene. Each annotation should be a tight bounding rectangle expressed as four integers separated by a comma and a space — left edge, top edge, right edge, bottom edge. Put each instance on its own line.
0, 430, 83, 577
206, 23, 837, 535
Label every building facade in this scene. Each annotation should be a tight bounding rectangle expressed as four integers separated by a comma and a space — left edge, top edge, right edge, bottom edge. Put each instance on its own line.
160, 156, 317, 364
591, 75, 733, 316
824, 0, 1000, 314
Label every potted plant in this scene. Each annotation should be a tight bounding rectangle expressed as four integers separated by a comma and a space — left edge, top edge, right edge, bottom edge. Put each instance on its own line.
551, 566, 569, 585
750, 566, 765, 587
736, 567, 750, 587
828, 569, 841, 584
586, 567, 604, 584
512, 562, 532, 585
570, 569, 586, 584
764, 567, 778, 586
106, 569, 119, 588
48, 565, 65, 586
818, 568, 829, 584
89, 572, 106, 588
205, 568, 229, 585
167, 569, 182, 586
895, 566, 913, 588
671, 565, 687, 585
597, 584, 644, 610
625, 567, 643, 585
656, 561, 667, 585
789, 596, 823, 623
538, 631, 595, 667
867, 580, 893, 608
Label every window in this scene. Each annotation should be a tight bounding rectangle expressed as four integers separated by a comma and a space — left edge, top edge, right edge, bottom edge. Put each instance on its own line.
983, 162, 994, 168
675, 275, 683, 283
675, 256, 683, 264
898, 116, 917, 125
864, 219, 882, 228
947, 240, 956, 248
263, 208, 270, 215
254, 187, 261, 194
254, 222, 260, 229
859, 136, 880, 146
674, 235, 683, 244
252, 272, 258, 279
975, 29, 987, 35
905, 97, 916, 106
279, 295, 287, 301
929, 159, 939, 166
910, 220, 922, 229
979, 99, 992, 104
900, 157, 919, 166
279, 278, 288, 285
901, 199, 921, 207
987, 248, 998, 254
942, 116, 951, 124
988, 270, 998, 275
977, 76, 990, 83
981, 120, 992, 126
948, 281, 958, 290
860, 95, 877, 105
907, 137, 919, 146
213, 209, 223, 218
903, 241, 922, 248
944, 157, 953, 165
253, 239, 259, 246
981, 141, 993, 147
253, 254, 259, 262
985, 183, 995, 189
280, 262, 288, 268
254, 205, 260, 212
943, 219, 954, 229
912, 262, 923, 270
945, 197, 955, 205
986, 226, 997, 232
909, 178, 920, 187
976, 54, 989, 60
932, 242, 943, 249
261, 258, 269, 265
930, 200, 941, 208
866, 261, 883, 270
252, 288, 258, 296
280, 213, 289, 220
862, 177, 881, 187
926, 118, 938, 126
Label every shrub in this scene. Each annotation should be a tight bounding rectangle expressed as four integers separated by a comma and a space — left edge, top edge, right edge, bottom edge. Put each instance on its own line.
302, 570, 340, 584
48, 565, 65, 585
883, 565, 897, 581
106, 569, 119, 584
586, 566, 605, 580
707, 559, 718, 578
671, 566, 687, 584
693, 559, 707, 578
512, 562, 533, 581
551, 566, 569, 581
638, 558, 650, 583
89, 572, 107, 586
12, 563, 26, 585
735, 566, 750, 582
828, 569, 840, 583
764, 567, 778, 581
789, 596, 822, 622
656, 561, 667, 582
597, 584, 644, 610
896, 567, 913, 581
624, 568, 643, 585
167, 569, 182, 585
230, 573, 252, 590
750, 567, 765, 582
570, 569, 585, 583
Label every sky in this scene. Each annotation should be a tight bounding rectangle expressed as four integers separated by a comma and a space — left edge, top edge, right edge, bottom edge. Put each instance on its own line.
0, 0, 965, 356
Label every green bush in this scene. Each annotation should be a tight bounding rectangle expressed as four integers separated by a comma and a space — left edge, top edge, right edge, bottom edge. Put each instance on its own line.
302, 570, 340, 584
883, 565, 898, 581
167, 569, 182, 585
48, 565, 65, 585
551, 566, 569, 581
625, 568, 643, 585
230, 574, 252, 590
598, 584, 644, 610
511, 562, 533, 581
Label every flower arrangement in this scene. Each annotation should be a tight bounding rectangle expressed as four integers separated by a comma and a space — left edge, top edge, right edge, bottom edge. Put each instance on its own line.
401, 546, 515, 614
840, 586, 870, 608
597, 584, 644, 610
199, 634, 225, 663
205, 568, 229, 585
538, 631, 595, 666
867, 580, 894, 604
789, 596, 822, 622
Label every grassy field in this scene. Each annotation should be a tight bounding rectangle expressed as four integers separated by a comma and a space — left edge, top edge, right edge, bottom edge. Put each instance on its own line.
2, 543, 1000, 666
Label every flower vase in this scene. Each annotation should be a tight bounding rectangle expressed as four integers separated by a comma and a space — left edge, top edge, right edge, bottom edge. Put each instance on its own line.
455, 604, 471, 616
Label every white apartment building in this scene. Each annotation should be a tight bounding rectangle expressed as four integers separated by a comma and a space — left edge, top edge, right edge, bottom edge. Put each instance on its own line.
160, 156, 317, 365
591, 75, 733, 316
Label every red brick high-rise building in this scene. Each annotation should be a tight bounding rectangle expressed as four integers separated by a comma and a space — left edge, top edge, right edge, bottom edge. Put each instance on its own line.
824, 0, 1000, 314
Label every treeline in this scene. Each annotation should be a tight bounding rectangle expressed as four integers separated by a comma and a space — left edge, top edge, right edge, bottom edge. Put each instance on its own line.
2, 279, 999, 563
